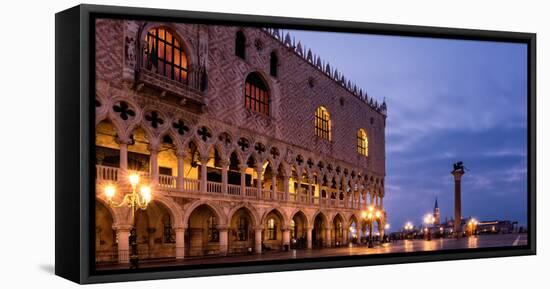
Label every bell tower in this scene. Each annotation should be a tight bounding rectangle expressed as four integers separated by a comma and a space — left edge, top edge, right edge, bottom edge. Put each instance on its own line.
433, 197, 441, 225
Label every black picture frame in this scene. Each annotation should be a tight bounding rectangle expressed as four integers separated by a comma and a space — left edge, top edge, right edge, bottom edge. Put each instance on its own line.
55, 4, 536, 284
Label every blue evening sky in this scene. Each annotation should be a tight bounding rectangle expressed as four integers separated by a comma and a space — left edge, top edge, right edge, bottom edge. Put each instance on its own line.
287, 29, 528, 230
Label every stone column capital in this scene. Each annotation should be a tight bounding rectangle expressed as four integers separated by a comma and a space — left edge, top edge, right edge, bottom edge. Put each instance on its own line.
239, 164, 248, 173
112, 224, 133, 231
216, 225, 230, 231
176, 149, 187, 158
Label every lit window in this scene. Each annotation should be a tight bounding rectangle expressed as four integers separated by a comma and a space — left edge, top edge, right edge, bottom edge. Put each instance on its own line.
290, 220, 296, 238
267, 218, 277, 240
144, 27, 188, 83
315, 106, 331, 141
357, 128, 368, 156
245, 73, 270, 116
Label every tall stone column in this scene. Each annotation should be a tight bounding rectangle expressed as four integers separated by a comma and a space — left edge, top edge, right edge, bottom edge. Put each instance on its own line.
272, 174, 277, 200
283, 176, 290, 201
256, 165, 263, 199
218, 227, 229, 256
149, 145, 159, 187
115, 225, 131, 264
221, 160, 229, 195
307, 181, 313, 204
306, 227, 313, 249
255, 228, 263, 254
239, 164, 247, 197
452, 166, 465, 238
296, 174, 302, 203
325, 227, 332, 248
175, 227, 185, 259
343, 227, 349, 245
357, 224, 363, 244
282, 229, 290, 248
118, 139, 128, 182
200, 156, 209, 194
176, 150, 185, 191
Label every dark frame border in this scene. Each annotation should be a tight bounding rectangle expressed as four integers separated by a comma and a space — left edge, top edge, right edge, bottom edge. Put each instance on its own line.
55, 4, 536, 284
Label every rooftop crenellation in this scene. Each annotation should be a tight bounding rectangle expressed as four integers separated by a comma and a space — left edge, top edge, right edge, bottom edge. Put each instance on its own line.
261, 27, 387, 116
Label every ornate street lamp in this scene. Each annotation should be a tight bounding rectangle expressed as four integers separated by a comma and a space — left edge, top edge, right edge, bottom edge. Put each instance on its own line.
467, 218, 478, 236
104, 173, 152, 269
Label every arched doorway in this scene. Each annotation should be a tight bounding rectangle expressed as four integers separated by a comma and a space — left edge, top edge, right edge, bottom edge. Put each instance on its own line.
262, 209, 285, 251
333, 214, 345, 247
312, 213, 327, 248
95, 201, 116, 263
348, 215, 359, 244
290, 211, 307, 249
228, 207, 255, 255
134, 201, 176, 260
186, 204, 220, 256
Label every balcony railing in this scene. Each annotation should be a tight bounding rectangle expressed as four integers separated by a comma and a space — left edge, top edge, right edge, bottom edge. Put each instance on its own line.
227, 184, 241, 196
245, 187, 257, 198
95, 165, 361, 210
207, 181, 222, 194
159, 175, 176, 188
96, 165, 119, 182
183, 178, 200, 192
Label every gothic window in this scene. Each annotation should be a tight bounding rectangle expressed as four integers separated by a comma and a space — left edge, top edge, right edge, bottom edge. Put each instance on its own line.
357, 128, 368, 156
245, 73, 270, 116
207, 215, 219, 242
270, 51, 278, 77
290, 220, 296, 239
235, 31, 246, 59
315, 106, 331, 141
267, 218, 277, 240
144, 27, 188, 84
237, 217, 248, 241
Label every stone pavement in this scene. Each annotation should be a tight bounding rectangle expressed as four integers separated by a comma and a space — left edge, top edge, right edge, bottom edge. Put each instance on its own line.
96, 233, 528, 271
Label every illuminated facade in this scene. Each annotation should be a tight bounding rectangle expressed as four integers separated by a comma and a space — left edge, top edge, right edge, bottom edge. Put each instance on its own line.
94, 19, 387, 264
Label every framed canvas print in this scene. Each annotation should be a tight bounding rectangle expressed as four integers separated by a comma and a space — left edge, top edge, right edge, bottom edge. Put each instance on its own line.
55, 4, 536, 284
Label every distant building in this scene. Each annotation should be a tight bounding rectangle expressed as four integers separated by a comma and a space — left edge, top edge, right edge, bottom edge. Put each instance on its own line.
433, 197, 440, 225
477, 220, 517, 234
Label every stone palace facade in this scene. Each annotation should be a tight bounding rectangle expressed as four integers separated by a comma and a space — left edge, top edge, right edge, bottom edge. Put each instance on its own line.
94, 19, 387, 265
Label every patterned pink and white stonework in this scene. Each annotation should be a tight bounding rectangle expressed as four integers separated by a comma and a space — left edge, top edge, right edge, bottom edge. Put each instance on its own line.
94, 19, 387, 264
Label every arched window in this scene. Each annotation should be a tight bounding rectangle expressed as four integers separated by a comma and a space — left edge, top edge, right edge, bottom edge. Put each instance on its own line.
207, 215, 219, 242
235, 31, 246, 59
245, 73, 270, 116
237, 217, 248, 241
290, 220, 296, 238
357, 128, 368, 156
144, 27, 188, 84
267, 218, 277, 240
315, 106, 331, 141
270, 51, 278, 77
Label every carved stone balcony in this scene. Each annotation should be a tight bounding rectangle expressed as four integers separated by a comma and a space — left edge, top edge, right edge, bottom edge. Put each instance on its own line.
135, 68, 205, 113
95, 165, 364, 210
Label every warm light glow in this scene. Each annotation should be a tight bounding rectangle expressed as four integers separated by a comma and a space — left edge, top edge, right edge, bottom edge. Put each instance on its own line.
361, 211, 367, 219
368, 205, 374, 212
140, 186, 152, 203
384, 224, 390, 230
367, 213, 373, 219
104, 184, 116, 199
129, 174, 140, 186
375, 211, 381, 218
